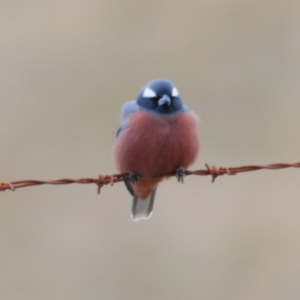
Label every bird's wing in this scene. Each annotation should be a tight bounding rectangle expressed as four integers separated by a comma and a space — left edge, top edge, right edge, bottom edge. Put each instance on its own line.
116, 101, 139, 137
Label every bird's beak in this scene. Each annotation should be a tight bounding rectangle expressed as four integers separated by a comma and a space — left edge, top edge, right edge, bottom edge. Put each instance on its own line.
158, 95, 171, 106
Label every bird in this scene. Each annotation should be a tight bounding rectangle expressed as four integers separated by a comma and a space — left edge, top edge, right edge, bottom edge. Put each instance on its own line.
113, 78, 200, 221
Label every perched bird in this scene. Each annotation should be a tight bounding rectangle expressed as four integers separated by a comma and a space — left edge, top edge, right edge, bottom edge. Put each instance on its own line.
113, 79, 200, 221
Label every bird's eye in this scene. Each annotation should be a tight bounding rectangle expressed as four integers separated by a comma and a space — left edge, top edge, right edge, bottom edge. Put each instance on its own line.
149, 97, 158, 103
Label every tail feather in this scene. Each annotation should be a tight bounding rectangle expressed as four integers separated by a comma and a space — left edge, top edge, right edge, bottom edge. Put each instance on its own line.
131, 188, 157, 221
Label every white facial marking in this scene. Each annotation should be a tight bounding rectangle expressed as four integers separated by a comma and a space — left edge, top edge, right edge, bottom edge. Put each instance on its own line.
143, 87, 156, 98
172, 87, 179, 97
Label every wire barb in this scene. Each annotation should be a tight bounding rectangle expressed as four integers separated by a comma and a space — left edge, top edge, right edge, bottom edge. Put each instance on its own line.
0, 182, 15, 192
96, 175, 116, 194
1, 161, 300, 193
203, 164, 236, 182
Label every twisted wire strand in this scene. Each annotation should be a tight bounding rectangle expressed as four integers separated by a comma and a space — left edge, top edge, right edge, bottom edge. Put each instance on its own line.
1, 162, 300, 193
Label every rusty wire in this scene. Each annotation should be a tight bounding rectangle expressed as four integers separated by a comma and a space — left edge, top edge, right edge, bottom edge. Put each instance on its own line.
1, 162, 300, 194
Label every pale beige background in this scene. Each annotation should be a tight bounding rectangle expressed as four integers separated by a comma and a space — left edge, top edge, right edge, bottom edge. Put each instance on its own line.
1, 1, 300, 299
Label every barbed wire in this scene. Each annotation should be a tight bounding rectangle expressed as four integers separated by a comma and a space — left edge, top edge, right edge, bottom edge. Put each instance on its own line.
1, 162, 300, 194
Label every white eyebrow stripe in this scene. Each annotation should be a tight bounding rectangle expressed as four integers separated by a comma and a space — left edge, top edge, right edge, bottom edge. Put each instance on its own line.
143, 87, 156, 98
172, 87, 179, 97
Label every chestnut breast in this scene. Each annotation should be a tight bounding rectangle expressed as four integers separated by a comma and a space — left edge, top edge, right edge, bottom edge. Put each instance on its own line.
113, 110, 200, 177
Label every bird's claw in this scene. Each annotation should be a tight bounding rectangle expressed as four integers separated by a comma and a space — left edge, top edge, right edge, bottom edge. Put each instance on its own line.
176, 167, 185, 183
128, 172, 140, 184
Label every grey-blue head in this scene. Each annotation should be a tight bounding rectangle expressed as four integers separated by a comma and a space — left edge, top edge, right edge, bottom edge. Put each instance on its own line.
136, 79, 183, 114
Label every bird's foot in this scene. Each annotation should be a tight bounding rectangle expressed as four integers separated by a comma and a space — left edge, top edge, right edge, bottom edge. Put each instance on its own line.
128, 172, 140, 184
176, 167, 185, 183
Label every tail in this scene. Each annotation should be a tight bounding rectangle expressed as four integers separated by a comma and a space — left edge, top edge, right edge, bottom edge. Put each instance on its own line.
131, 188, 157, 221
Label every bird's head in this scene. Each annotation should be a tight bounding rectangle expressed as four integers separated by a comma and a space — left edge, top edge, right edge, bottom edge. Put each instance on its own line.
136, 79, 183, 114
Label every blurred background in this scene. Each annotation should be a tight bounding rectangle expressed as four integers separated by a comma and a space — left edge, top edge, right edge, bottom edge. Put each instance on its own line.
1, 1, 300, 299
